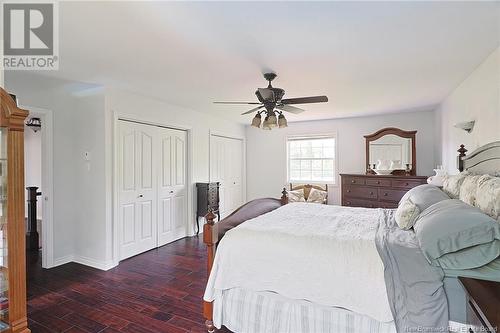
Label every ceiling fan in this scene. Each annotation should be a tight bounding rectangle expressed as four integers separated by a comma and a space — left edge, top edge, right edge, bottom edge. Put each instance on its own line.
214, 73, 328, 130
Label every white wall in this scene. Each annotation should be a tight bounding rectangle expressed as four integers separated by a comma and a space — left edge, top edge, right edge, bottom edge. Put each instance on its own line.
437, 46, 500, 174
5, 72, 105, 267
246, 110, 437, 205
24, 125, 42, 219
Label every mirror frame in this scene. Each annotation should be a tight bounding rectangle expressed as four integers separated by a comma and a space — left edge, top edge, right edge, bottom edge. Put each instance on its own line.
364, 127, 417, 176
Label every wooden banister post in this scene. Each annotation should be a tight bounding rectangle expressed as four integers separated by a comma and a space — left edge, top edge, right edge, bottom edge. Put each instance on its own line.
203, 209, 217, 333
281, 187, 288, 205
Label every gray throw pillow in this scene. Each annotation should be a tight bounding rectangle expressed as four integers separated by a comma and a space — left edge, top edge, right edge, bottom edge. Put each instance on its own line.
398, 184, 450, 212
414, 199, 500, 269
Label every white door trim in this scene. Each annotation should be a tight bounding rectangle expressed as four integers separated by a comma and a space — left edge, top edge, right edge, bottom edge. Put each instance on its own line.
21, 105, 54, 268
112, 112, 193, 267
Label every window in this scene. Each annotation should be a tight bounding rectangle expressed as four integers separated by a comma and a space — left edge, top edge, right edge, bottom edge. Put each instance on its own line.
287, 136, 336, 184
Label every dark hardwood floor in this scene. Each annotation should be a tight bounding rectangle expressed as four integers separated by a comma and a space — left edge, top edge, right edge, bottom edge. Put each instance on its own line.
27, 236, 230, 333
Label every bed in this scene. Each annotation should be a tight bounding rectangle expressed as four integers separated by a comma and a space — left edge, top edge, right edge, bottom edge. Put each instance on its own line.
202, 142, 500, 333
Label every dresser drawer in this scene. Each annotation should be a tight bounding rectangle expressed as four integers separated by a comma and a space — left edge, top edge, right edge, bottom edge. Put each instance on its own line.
391, 179, 424, 189
378, 189, 406, 203
365, 178, 391, 187
343, 198, 378, 208
343, 186, 378, 200
343, 177, 366, 185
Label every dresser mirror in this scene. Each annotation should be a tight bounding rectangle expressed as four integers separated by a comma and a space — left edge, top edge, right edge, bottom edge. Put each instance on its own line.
364, 128, 417, 176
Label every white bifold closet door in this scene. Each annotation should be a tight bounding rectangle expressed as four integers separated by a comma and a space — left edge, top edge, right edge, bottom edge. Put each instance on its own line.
157, 127, 187, 247
118, 121, 187, 261
210, 135, 243, 218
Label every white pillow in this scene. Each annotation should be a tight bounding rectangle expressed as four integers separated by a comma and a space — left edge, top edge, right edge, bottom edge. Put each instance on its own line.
395, 197, 421, 230
288, 189, 306, 202
307, 188, 327, 204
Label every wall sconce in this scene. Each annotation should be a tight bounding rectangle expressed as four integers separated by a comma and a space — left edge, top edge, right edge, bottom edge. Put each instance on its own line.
454, 120, 475, 133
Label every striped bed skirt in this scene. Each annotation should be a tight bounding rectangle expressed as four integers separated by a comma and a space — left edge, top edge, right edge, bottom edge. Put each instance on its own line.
212, 288, 397, 333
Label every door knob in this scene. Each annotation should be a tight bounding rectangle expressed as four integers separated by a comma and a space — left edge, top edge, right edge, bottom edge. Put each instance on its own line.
169, 191, 174, 194
138, 194, 143, 198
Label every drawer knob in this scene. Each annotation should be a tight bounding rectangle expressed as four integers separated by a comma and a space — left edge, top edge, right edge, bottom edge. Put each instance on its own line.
377, 181, 380, 184
351, 180, 355, 183
405, 182, 409, 186
347, 201, 351, 205
347, 190, 351, 193
384, 192, 388, 196
370, 191, 374, 195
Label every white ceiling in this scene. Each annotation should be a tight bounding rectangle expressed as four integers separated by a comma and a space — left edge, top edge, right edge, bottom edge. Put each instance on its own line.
35, 1, 500, 123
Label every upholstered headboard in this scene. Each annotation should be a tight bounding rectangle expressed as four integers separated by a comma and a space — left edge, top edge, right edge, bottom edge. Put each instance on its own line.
458, 141, 500, 175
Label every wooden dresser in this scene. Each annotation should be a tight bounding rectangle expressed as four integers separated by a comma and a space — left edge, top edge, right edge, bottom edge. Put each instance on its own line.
459, 277, 500, 333
340, 174, 428, 208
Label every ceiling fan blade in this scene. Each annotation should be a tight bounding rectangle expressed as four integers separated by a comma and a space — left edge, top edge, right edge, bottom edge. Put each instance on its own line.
241, 106, 264, 115
214, 101, 262, 105
276, 105, 305, 114
281, 96, 328, 104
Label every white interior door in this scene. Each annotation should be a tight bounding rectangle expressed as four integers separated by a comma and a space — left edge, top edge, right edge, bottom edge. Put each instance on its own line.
210, 135, 243, 218
118, 121, 188, 260
158, 127, 187, 246
118, 121, 158, 260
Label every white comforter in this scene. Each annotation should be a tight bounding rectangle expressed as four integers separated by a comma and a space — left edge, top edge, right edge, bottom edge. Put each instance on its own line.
204, 202, 394, 323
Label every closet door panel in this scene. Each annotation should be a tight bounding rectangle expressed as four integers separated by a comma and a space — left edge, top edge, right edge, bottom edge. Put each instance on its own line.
161, 137, 172, 187
118, 121, 157, 260
139, 200, 153, 239
160, 197, 172, 234
171, 130, 187, 238
158, 128, 187, 246
210, 135, 243, 217
175, 136, 185, 186
139, 131, 154, 189
121, 204, 135, 246
135, 126, 157, 250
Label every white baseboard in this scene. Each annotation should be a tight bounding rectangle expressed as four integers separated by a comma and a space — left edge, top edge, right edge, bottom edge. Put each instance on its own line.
50, 254, 116, 271
52, 255, 74, 267
73, 255, 116, 271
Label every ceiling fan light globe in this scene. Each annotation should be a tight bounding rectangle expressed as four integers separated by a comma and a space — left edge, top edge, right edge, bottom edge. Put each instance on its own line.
268, 113, 277, 127
278, 114, 288, 128
251, 113, 262, 128
262, 116, 272, 130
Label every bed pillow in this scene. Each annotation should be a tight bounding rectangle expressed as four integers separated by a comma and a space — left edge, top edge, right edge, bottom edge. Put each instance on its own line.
288, 189, 306, 202
476, 176, 500, 221
414, 199, 500, 269
395, 197, 420, 230
307, 188, 327, 204
459, 175, 485, 206
443, 171, 469, 199
398, 184, 449, 212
